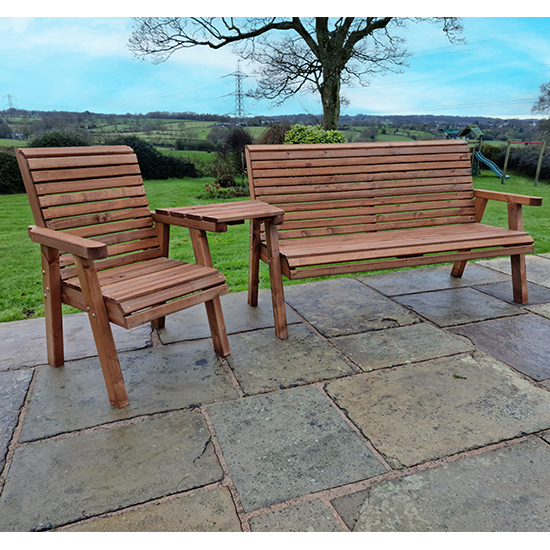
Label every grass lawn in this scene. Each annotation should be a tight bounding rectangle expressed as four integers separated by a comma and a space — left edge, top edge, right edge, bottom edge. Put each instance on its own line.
1, 170, 548, 323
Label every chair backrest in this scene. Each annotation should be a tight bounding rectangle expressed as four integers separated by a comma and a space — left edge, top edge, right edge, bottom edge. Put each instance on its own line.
17, 146, 161, 280
246, 140, 476, 240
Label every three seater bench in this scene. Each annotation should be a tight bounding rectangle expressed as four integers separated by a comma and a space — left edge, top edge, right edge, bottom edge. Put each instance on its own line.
245, 140, 542, 339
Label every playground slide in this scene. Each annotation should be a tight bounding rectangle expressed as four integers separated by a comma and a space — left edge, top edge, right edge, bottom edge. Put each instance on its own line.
474, 151, 509, 178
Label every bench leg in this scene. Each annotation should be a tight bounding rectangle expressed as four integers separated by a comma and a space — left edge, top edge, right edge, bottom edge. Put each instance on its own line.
41, 246, 64, 367
451, 259, 468, 278
265, 221, 288, 339
74, 257, 129, 409
511, 254, 529, 304
248, 219, 261, 307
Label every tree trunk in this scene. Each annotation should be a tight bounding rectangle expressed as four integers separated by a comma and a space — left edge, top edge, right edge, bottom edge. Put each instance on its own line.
320, 72, 341, 131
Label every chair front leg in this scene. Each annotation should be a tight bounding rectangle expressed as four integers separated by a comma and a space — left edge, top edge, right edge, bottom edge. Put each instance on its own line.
74, 256, 129, 408
508, 202, 529, 304
41, 245, 64, 367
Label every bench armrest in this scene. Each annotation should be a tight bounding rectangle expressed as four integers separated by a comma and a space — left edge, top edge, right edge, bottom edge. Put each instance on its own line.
28, 226, 108, 260
474, 189, 543, 206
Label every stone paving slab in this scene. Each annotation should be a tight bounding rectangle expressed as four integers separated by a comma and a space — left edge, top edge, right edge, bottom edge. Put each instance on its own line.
330, 323, 473, 371
325, 353, 550, 468
283, 278, 420, 337
526, 302, 550, 320
332, 439, 550, 531
0, 313, 152, 371
19, 340, 239, 442
477, 255, 550, 288
226, 324, 357, 395
0, 369, 33, 471
158, 289, 301, 345
394, 287, 523, 327
63, 488, 241, 532
249, 499, 343, 532
0, 410, 223, 532
450, 314, 550, 381
207, 385, 387, 512
358, 263, 511, 296
474, 280, 550, 305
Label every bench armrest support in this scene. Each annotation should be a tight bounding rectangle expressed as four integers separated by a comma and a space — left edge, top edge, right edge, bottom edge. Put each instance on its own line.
28, 225, 108, 260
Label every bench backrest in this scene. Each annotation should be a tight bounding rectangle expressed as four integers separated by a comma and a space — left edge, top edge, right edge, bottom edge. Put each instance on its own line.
246, 140, 475, 240
17, 146, 161, 280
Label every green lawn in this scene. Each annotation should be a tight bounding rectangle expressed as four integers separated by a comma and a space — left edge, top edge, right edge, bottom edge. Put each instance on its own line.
1, 170, 548, 323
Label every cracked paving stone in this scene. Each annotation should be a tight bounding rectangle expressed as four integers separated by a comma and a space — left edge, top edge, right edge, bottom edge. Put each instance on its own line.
0, 410, 223, 532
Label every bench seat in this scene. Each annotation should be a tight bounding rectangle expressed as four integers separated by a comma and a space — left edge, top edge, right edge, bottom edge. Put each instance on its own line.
262, 223, 534, 278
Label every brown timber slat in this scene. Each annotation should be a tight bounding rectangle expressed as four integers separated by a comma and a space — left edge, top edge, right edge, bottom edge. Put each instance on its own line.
32, 164, 141, 183
35, 175, 144, 196
38, 185, 147, 208
27, 153, 138, 170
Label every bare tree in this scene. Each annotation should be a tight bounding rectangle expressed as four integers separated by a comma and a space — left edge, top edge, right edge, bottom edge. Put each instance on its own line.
128, 17, 463, 130
533, 82, 550, 115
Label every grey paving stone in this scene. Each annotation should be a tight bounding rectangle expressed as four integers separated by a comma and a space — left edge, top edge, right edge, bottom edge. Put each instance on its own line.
450, 314, 550, 381
333, 439, 550, 531
359, 264, 510, 296
63, 488, 241, 532
249, 499, 343, 532
394, 287, 523, 327
226, 324, 357, 395
283, 278, 420, 337
477, 255, 550, 288
207, 386, 387, 512
330, 323, 473, 371
158, 289, 301, 344
19, 341, 239, 442
0, 369, 33, 471
525, 302, 550, 320
474, 280, 550, 305
0, 410, 223, 532
325, 353, 550, 468
0, 313, 152, 371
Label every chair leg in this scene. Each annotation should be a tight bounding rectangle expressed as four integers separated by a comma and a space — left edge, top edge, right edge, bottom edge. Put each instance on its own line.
204, 297, 230, 357
41, 246, 64, 367
74, 257, 129, 408
511, 254, 529, 304
248, 219, 261, 307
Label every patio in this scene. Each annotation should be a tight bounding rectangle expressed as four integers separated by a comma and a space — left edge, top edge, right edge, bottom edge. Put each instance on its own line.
1, 255, 550, 532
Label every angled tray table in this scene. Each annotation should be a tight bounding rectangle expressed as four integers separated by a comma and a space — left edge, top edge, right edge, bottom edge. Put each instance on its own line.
154, 200, 288, 338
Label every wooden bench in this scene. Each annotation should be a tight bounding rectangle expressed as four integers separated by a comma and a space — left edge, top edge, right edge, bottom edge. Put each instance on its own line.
245, 140, 543, 339
17, 145, 230, 408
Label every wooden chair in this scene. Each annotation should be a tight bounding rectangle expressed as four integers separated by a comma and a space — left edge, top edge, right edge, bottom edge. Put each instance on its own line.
17, 145, 230, 408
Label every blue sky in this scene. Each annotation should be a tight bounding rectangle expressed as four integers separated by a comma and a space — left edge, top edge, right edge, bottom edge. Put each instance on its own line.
2, 11, 550, 120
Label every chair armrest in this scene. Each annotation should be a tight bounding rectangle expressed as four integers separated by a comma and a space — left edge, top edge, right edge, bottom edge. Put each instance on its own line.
28, 226, 108, 260
474, 189, 543, 206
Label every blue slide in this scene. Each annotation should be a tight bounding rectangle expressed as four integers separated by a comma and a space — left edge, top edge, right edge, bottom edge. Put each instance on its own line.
474, 151, 509, 178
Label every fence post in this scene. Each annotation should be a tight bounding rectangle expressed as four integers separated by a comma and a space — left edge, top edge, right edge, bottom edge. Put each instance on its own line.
535, 141, 546, 187
501, 141, 511, 185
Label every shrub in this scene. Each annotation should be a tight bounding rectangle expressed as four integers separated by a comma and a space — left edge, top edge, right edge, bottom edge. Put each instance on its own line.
495, 145, 550, 182
480, 144, 504, 162
0, 150, 24, 194
284, 124, 346, 144
27, 130, 91, 148
107, 135, 198, 179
